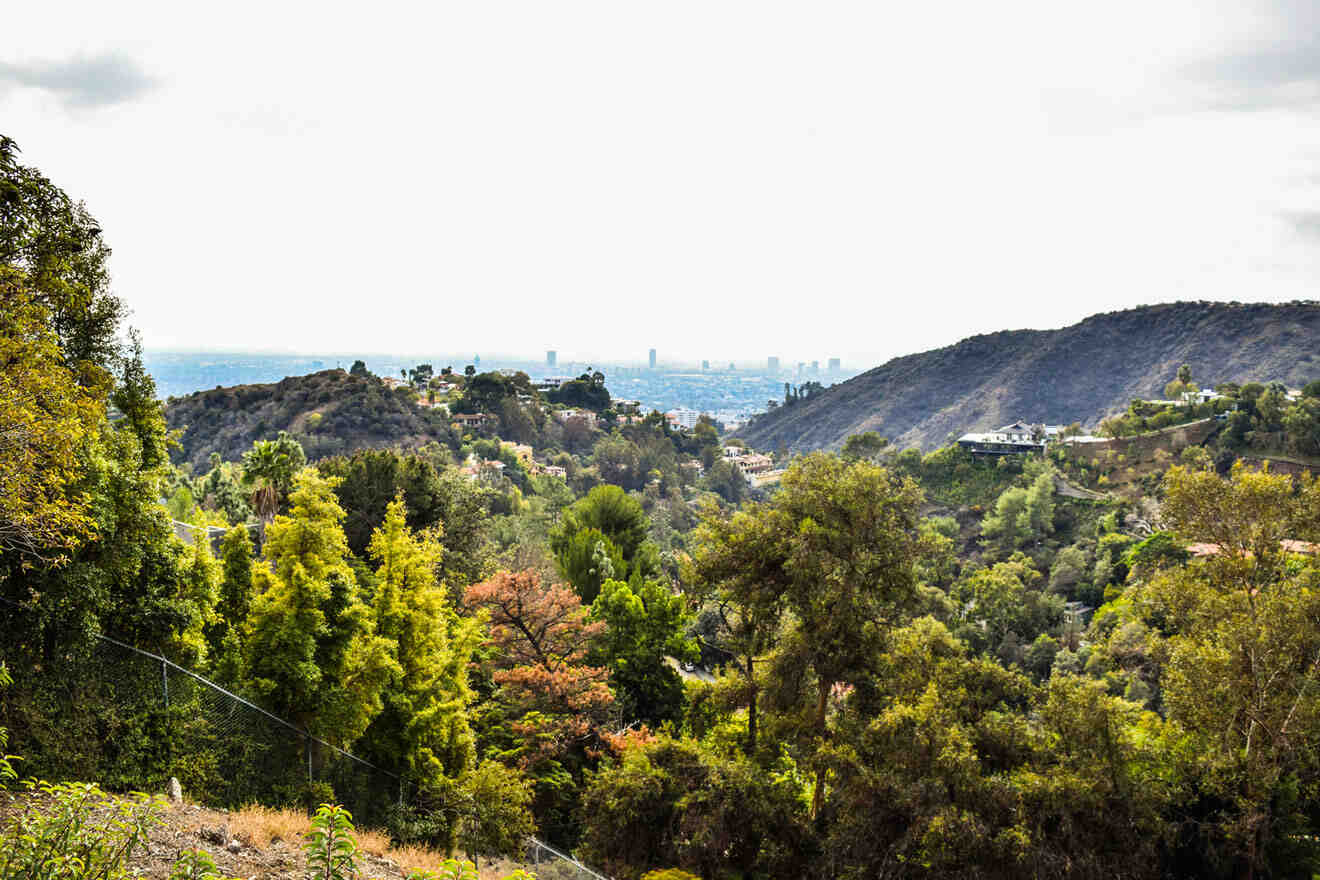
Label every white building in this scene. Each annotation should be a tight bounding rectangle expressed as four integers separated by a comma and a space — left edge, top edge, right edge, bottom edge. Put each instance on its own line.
666, 407, 702, 431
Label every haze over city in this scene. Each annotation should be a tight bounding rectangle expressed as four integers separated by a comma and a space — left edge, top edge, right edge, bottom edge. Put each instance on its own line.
6, 2, 1320, 365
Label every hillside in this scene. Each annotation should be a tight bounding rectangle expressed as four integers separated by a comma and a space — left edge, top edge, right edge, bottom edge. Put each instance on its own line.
165, 369, 455, 469
738, 301, 1320, 453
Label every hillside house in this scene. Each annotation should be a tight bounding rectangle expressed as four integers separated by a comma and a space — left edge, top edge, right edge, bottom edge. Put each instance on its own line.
957, 421, 1046, 456
453, 413, 491, 430
734, 452, 775, 477
554, 409, 597, 428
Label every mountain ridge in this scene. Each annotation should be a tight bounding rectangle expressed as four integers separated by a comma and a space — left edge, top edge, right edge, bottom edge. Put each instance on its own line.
737, 301, 1320, 453
164, 369, 456, 469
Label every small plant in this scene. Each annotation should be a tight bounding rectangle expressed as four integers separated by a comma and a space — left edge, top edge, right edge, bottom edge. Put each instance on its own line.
0, 780, 165, 880
408, 860, 476, 880
0, 663, 16, 787
403, 861, 535, 880
170, 848, 239, 880
305, 803, 363, 880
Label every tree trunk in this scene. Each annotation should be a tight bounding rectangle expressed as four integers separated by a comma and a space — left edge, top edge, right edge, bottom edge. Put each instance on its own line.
745, 654, 757, 755
810, 679, 831, 819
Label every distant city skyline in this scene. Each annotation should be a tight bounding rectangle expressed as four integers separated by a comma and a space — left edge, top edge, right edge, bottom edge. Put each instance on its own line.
144, 346, 849, 373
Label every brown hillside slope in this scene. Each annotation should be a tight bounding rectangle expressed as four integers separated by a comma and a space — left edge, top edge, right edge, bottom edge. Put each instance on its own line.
737, 301, 1320, 453
165, 369, 456, 469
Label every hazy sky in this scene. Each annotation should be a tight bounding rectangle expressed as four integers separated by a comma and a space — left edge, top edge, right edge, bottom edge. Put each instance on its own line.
5, 1, 1320, 367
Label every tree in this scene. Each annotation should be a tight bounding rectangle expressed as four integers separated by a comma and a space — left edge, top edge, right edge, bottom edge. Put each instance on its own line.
691, 453, 929, 815
0, 136, 124, 376
549, 377, 611, 412
196, 456, 251, 525
554, 527, 625, 604
360, 498, 478, 783
1048, 544, 1089, 595
553, 485, 652, 572
454, 761, 536, 866
349, 359, 369, 377
981, 469, 1054, 554
702, 459, 747, 505
319, 449, 492, 592
0, 270, 104, 561
840, 431, 889, 462
591, 434, 643, 491
243, 468, 398, 746
463, 570, 613, 761
590, 578, 697, 726
206, 524, 254, 681
1165, 363, 1198, 401
578, 737, 810, 880
955, 558, 1064, 660
1138, 462, 1320, 877
5, 341, 202, 661
241, 432, 306, 523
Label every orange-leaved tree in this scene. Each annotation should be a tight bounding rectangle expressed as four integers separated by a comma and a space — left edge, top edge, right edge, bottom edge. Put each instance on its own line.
465, 569, 613, 762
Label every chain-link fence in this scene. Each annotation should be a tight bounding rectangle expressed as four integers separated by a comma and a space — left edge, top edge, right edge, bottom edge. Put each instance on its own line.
525, 837, 614, 880
1, 603, 615, 878
1, 625, 399, 826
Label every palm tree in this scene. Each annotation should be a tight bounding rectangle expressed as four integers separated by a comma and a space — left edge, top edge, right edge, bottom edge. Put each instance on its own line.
241, 433, 305, 524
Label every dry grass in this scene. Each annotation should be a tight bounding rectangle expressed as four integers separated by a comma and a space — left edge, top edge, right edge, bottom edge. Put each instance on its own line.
355, 826, 392, 857
211, 804, 500, 878
385, 842, 455, 874
228, 804, 310, 848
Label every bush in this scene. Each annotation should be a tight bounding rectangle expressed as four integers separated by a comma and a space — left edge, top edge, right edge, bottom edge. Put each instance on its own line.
0, 780, 166, 880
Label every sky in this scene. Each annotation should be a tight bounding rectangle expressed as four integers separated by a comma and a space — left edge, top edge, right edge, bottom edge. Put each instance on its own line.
4, 1, 1320, 368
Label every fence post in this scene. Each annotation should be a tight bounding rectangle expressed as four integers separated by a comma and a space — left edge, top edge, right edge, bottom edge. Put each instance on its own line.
161, 659, 169, 708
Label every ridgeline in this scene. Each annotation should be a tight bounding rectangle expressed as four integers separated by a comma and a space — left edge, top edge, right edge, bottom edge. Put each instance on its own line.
738, 301, 1320, 453
164, 369, 454, 469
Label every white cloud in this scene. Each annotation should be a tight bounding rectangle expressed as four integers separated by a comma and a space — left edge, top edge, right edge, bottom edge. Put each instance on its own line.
0, 52, 156, 109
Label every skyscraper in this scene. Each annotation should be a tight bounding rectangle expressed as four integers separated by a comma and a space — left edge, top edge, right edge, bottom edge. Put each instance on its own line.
702, 359, 710, 370
828, 357, 841, 371
546, 350, 557, 368
649, 349, 657, 369
811, 360, 820, 374
767, 356, 780, 373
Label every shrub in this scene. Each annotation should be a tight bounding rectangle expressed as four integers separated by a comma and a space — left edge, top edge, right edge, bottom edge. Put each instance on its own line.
0, 780, 165, 880
170, 848, 238, 880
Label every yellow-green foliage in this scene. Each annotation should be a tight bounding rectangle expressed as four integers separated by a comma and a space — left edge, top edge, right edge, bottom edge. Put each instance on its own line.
0, 269, 106, 563
362, 497, 478, 781
0, 780, 165, 880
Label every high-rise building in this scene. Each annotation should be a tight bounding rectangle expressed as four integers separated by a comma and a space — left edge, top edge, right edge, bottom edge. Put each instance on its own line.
729, 362, 736, 371
473, 354, 481, 367
828, 358, 841, 371
702, 359, 710, 371
767, 356, 780, 373
649, 349, 657, 369
546, 350, 557, 368
811, 360, 820, 374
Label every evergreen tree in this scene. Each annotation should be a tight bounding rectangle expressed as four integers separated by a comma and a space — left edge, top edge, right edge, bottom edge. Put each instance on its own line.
244, 468, 398, 746
361, 497, 478, 782
590, 578, 697, 726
